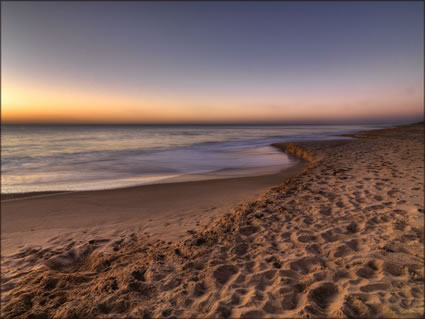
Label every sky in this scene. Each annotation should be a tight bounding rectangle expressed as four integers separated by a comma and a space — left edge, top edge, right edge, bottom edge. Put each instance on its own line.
1, 1, 424, 124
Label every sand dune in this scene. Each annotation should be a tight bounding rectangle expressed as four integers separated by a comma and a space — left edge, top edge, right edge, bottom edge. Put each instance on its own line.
1, 123, 424, 318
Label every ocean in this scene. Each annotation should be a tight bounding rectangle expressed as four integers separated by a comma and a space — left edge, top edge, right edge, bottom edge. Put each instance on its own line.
1, 124, 391, 193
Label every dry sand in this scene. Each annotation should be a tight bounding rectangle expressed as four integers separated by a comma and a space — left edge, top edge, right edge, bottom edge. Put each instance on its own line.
1, 123, 424, 318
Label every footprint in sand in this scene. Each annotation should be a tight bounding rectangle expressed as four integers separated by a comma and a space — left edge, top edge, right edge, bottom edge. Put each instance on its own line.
296, 234, 317, 243
360, 283, 390, 292
213, 265, 238, 285
307, 282, 338, 309
289, 256, 324, 275
239, 225, 259, 236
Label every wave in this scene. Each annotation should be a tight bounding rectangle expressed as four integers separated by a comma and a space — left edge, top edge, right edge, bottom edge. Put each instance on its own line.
1, 124, 393, 193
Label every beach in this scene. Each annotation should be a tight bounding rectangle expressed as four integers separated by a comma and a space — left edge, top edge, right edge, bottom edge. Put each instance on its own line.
1, 159, 306, 256
1, 122, 424, 318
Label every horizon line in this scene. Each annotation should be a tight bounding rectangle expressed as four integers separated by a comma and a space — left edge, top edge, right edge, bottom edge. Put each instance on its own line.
2, 120, 423, 126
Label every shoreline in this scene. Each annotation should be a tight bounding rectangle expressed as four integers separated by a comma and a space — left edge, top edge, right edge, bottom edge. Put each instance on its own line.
2, 121, 406, 201
0, 161, 299, 203
1, 125, 389, 199
1, 156, 307, 256
1, 122, 424, 318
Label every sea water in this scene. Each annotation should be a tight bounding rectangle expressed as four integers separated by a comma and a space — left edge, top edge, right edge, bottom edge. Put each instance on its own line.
1, 124, 390, 193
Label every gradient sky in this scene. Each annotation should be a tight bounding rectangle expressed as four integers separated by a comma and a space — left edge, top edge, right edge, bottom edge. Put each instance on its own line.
2, 1, 424, 124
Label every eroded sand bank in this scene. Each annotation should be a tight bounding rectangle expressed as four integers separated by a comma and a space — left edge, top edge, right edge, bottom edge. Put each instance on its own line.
1, 123, 424, 318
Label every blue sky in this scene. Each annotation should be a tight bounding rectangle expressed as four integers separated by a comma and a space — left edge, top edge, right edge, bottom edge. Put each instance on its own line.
2, 1, 424, 124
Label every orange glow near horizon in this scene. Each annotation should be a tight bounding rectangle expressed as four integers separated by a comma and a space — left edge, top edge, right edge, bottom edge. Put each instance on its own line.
2, 78, 424, 124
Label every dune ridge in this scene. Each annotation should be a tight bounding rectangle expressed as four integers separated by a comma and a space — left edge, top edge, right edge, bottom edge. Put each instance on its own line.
1, 123, 424, 318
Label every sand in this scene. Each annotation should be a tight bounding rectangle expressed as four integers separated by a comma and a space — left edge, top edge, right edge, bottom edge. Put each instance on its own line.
1, 123, 424, 318
1, 160, 305, 256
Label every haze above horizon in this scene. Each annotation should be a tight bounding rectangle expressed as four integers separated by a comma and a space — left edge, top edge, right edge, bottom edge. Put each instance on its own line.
2, 2, 424, 124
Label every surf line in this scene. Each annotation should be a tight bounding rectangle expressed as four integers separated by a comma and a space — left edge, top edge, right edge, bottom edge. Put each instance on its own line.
1, 191, 74, 203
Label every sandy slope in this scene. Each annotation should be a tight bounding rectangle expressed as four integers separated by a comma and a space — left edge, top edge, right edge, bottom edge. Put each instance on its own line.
1, 123, 424, 318
1, 161, 304, 256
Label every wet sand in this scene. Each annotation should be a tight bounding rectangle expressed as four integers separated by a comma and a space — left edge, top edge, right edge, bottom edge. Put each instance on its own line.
1, 122, 424, 318
1, 159, 306, 256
